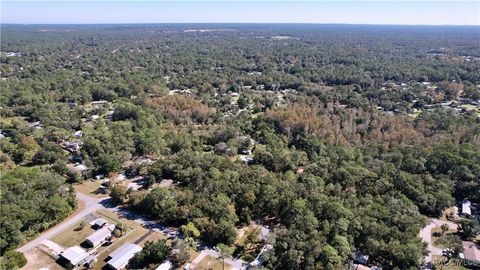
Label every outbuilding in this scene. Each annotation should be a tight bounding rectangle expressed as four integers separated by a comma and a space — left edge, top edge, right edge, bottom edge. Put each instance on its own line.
90, 218, 108, 229
107, 243, 142, 270
462, 199, 472, 216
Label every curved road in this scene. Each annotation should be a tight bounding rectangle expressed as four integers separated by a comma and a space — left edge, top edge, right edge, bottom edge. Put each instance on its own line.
17, 192, 104, 253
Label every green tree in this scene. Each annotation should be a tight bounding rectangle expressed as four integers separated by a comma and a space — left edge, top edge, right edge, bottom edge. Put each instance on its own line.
1, 250, 27, 269
217, 243, 234, 270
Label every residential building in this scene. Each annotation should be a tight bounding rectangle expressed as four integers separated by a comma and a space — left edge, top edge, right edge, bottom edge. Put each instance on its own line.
107, 243, 142, 270
58, 246, 89, 269
85, 224, 115, 248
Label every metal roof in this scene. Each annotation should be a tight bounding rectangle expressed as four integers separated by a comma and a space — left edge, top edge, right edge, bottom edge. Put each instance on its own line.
107, 243, 142, 270
85, 224, 114, 247
60, 246, 89, 266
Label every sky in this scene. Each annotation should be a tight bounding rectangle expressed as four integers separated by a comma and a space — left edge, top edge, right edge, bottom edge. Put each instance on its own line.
1, 1, 479, 25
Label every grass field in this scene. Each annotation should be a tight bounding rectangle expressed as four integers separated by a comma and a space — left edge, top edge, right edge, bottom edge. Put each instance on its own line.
197, 255, 232, 270
50, 220, 95, 247
75, 181, 108, 198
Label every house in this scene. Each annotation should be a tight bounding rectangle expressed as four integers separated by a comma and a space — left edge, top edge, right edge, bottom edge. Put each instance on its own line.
64, 141, 83, 152
58, 246, 89, 269
155, 260, 172, 270
89, 218, 107, 229
106, 243, 142, 270
353, 251, 369, 265
462, 199, 472, 216
69, 164, 88, 174
240, 156, 254, 164
84, 224, 115, 248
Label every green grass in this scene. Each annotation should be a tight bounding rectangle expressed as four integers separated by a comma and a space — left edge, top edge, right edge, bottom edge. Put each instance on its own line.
50, 220, 95, 247
198, 255, 232, 270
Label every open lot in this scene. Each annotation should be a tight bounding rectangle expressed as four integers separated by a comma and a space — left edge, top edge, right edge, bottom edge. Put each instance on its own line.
21, 246, 63, 270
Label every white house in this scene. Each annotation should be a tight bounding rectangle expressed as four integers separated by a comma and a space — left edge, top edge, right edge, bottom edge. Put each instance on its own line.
59, 246, 89, 269
85, 224, 115, 248
107, 243, 142, 270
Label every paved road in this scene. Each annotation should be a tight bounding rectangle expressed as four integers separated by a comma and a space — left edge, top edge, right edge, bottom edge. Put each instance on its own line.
19, 190, 250, 270
17, 192, 104, 253
419, 218, 459, 263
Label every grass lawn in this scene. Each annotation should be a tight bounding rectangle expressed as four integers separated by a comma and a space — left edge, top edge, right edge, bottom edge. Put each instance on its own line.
75, 181, 108, 198
50, 220, 95, 247
198, 255, 232, 270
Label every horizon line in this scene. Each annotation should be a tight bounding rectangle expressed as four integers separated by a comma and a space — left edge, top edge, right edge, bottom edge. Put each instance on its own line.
2, 22, 480, 26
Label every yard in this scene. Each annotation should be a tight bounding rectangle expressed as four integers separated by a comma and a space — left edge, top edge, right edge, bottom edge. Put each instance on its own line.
91, 209, 166, 270
431, 227, 459, 249
197, 255, 232, 270
75, 181, 108, 198
432, 255, 470, 270
50, 220, 95, 247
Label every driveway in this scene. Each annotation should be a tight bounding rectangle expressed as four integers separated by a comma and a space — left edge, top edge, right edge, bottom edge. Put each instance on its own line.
419, 218, 459, 263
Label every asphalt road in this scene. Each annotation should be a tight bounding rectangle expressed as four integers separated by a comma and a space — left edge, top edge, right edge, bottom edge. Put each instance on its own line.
17, 190, 250, 269
17, 192, 104, 253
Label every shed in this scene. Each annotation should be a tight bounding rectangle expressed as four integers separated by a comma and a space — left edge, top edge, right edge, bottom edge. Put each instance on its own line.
107, 243, 142, 270
74, 130, 84, 138
90, 218, 107, 229
462, 199, 472, 216
59, 246, 89, 269
85, 224, 114, 247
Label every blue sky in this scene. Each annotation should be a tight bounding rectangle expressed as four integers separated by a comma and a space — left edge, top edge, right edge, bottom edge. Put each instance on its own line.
2, 1, 479, 25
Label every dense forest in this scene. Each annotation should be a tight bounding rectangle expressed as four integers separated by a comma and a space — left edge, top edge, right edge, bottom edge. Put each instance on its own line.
1, 24, 480, 269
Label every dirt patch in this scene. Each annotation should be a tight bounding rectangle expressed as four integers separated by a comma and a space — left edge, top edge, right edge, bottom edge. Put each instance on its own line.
21, 247, 63, 270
